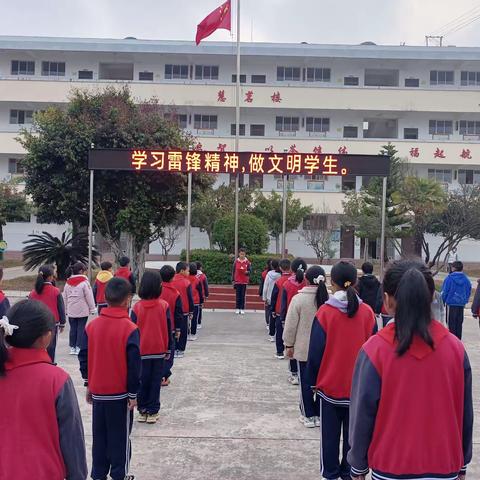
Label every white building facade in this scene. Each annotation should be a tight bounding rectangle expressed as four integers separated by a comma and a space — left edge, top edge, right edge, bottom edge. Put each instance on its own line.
1, 36, 480, 259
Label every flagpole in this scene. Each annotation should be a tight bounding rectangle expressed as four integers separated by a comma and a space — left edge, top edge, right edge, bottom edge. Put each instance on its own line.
234, 0, 241, 259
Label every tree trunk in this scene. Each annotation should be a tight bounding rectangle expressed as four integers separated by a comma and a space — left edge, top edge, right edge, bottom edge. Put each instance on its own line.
207, 231, 214, 250
125, 233, 148, 284
363, 239, 369, 261
413, 231, 423, 257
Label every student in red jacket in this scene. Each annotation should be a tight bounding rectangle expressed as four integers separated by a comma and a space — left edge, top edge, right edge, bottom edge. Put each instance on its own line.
29, 264, 66, 363
131, 271, 173, 424
171, 262, 194, 358
0, 299, 87, 479
232, 248, 251, 314
306, 261, 377, 480
348, 260, 473, 480
270, 258, 292, 359
188, 262, 204, 341
93, 261, 113, 314
280, 257, 308, 384
160, 265, 184, 385
115, 256, 136, 294
79, 277, 141, 480
0, 267, 10, 318
195, 261, 209, 329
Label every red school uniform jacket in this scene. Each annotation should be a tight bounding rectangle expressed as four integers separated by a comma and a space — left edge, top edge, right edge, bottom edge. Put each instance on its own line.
196, 271, 209, 300
160, 282, 184, 333
189, 275, 204, 305
0, 348, 87, 480
280, 276, 308, 321
270, 273, 291, 315
348, 321, 473, 479
171, 274, 194, 314
115, 266, 136, 293
131, 299, 173, 358
307, 301, 376, 405
79, 307, 141, 400
30, 283, 65, 325
232, 258, 251, 285
93, 270, 113, 305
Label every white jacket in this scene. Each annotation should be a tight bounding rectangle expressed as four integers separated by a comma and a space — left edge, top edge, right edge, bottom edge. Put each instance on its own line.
63, 275, 96, 318
262, 270, 282, 303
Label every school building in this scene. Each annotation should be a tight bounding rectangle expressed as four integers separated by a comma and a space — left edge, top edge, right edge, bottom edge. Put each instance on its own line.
1, 35, 480, 260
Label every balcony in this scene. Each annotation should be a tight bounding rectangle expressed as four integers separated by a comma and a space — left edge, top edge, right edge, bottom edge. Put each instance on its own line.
1, 79, 480, 113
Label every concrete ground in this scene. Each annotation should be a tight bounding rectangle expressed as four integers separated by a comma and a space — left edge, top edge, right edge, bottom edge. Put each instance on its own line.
52, 311, 479, 479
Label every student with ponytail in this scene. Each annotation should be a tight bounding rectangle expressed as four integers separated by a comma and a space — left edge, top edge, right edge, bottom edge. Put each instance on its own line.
348, 260, 473, 480
284, 265, 329, 428
29, 264, 66, 362
280, 257, 308, 383
0, 300, 87, 479
306, 260, 376, 480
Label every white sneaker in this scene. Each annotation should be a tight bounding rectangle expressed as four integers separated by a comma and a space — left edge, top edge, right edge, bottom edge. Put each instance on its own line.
269, 336, 275, 342
75, 347, 80, 355
176, 351, 185, 358
235, 309, 240, 314
288, 375, 299, 385
266, 325, 269, 331
314, 416, 321, 427
198, 324, 202, 330
69, 347, 76, 355
275, 353, 285, 360
240, 310, 245, 315
189, 335, 197, 341
303, 417, 316, 428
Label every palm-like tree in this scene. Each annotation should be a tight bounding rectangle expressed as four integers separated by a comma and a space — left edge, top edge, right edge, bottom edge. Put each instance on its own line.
23, 231, 99, 280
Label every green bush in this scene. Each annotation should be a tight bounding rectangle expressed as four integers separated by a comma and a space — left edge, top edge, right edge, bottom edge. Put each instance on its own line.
212, 213, 269, 254
180, 249, 283, 285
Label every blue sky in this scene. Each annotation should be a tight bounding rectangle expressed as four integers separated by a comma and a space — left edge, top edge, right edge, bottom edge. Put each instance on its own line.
2, 0, 480, 46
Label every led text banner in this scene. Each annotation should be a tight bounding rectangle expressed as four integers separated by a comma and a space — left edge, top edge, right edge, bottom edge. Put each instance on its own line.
89, 149, 391, 177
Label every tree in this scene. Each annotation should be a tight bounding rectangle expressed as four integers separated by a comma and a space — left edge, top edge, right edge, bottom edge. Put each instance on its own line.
423, 185, 480, 273
252, 190, 312, 254
22, 231, 99, 280
212, 214, 269, 254
191, 184, 254, 248
302, 206, 337, 262
396, 176, 447, 257
18, 87, 213, 280
342, 144, 408, 260
158, 223, 186, 260
0, 180, 30, 243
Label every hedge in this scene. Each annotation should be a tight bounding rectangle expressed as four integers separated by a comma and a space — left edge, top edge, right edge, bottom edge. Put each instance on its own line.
180, 249, 284, 285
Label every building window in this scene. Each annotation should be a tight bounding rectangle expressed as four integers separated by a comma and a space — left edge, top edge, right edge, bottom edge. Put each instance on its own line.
230, 124, 246, 136
275, 116, 300, 133
78, 70, 93, 80
11, 60, 35, 75
306, 117, 330, 133
276, 178, 295, 189
459, 120, 480, 135
342, 176, 356, 192
404, 78, 419, 87
251, 74, 266, 83
8, 158, 25, 175
195, 65, 219, 80
250, 124, 265, 136
428, 168, 452, 183
41, 61, 65, 76
249, 174, 263, 189
139, 71, 154, 81
461, 71, 480, 86
364, 69, 399, 87
277, 66, 301, 81
165, 64, 189, 80
429, 120, 453, 136
306, 68, 331, 82
343, 126, 358, 138
164, 113, 187, 129
231, 74, 246, 83
458, 169, 480, 185
430, 70, 454, 86
194, 114, 217, 131
404, 128, 418, 139
303, 214, 328, 230
344, 76, 359, 86
9, 109, 33, 125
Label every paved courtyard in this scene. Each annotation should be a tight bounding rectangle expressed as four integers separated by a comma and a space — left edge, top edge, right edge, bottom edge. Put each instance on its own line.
54, 310, 479, 479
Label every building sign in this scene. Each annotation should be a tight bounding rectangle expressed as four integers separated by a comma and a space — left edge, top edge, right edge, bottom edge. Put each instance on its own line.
89, 149, 390, 177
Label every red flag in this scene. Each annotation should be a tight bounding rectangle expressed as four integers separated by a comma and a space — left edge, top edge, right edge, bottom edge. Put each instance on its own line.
196, 0, 231, 45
